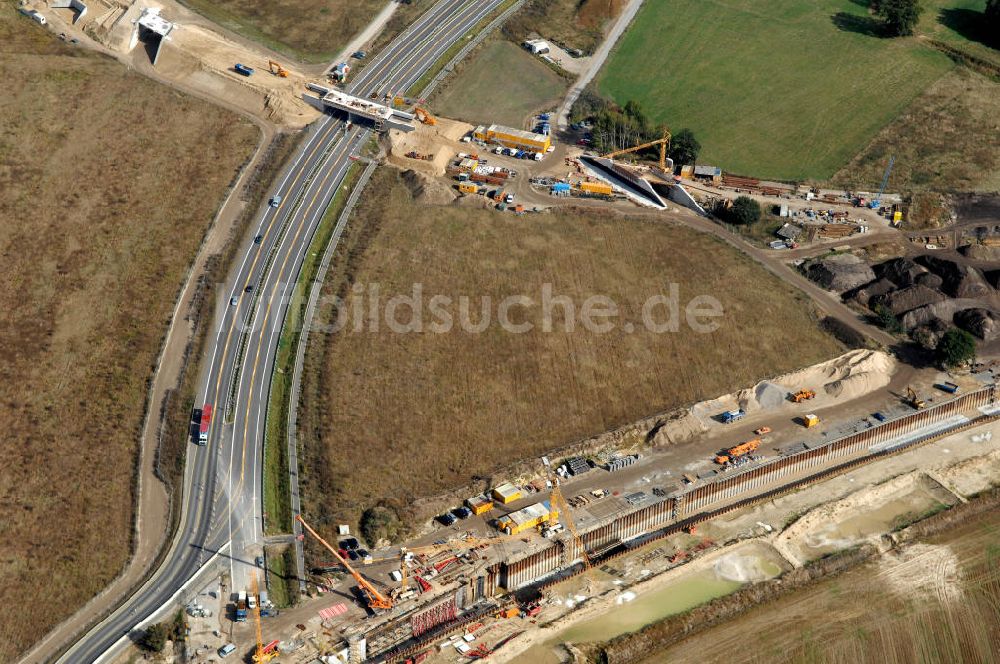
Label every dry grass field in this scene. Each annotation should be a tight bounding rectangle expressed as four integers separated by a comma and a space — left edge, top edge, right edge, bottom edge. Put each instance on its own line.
505, 0, 628, 55
431, 40, 568, 127
833, 68, 1000, 194
0, 7, 257, 659
182, 0, 423, 62
297, 169, 843, 533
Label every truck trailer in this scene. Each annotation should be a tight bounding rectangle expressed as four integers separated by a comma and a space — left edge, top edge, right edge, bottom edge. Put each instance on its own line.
198, 404, 213, 445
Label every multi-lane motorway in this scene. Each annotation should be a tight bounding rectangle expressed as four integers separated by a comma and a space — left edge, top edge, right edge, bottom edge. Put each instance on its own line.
60, 1, 505, 661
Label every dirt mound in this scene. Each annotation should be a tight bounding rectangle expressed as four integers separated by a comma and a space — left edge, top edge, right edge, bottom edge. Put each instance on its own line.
917, 255, 993, 298
850, 278, 894, 308
387, 116, 475, 177
803, 254, 876, 292
400, 169, 457, 206
874, 257, 928, 287
954, 307, 1000, 340
872, 284, 947, 315
959, 244, 1000, 261
754, 382, 785, 409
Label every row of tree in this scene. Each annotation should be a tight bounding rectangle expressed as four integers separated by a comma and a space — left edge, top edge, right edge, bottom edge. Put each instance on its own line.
572, 92, 701, 167
878, 0, 1000, 37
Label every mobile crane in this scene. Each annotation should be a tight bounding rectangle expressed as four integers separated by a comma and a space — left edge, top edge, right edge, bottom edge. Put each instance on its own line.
601, 128, 672, 171
296, 515, 394, 611
250, 573, 278, 663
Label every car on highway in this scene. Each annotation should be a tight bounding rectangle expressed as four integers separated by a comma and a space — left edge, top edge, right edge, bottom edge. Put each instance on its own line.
230, 295, 239, 306
253, 234, 263, 244
245, 284, 254, 293
269, 194, 282, 208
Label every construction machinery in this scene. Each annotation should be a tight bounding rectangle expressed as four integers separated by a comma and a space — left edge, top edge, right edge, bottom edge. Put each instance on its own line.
296, 515, 393, 611
802, 413, 820, 428
753, 426, 772, 436
414, 107, 437, 125
268, 60, 289, 77
250, 574, 278, 663
600, 128, 671, 171
714, 438, 761, 465
790, 389, 816, 403
905, 386, 926, 409
869, 155, 895, 209
541, 458, 595, 585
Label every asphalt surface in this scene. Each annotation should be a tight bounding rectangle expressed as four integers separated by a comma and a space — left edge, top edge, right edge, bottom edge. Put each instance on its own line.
59, 1, 505, 661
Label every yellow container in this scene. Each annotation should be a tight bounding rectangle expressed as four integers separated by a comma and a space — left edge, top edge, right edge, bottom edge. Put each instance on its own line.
803, 414, 820, 428
458, 182, 478, 194
580, 181, 612, 195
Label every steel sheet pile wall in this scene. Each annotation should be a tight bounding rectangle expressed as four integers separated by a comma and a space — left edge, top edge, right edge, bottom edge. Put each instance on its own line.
411, 597, 457, 638
681, 385, 994, 515
494, 386, 995, 591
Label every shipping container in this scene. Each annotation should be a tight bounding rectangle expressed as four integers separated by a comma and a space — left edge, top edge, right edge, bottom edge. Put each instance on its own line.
465, 495, 494, 515
458, 182, 478, 194
579, 181, 613, 196
492, 482, 522, 504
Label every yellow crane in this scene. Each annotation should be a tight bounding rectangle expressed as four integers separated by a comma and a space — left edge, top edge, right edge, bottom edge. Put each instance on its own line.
542, 458, 595, 587
250, 573, 278, 663
296, 515, 394, 611
600, 128, 672, 171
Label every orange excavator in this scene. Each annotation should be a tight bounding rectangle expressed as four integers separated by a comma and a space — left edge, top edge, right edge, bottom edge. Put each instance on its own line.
414, 107, 437, 125
715, 438, 761, 465
790, 389, 816, 403
296, 515, 393, 611
268, 60, 289, 77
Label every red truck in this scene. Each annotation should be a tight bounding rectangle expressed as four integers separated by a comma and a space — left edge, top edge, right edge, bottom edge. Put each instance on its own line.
198, 404, 212, 445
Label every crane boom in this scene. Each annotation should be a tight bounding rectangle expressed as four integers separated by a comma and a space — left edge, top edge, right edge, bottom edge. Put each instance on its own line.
542, 459, 594, 583
870, 155, 894, 209
296, 515, 393, 610
600, 129, 671, 171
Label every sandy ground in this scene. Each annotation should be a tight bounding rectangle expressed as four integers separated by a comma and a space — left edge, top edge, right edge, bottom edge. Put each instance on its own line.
386, 116, 475, 176
32, 0, 324, 128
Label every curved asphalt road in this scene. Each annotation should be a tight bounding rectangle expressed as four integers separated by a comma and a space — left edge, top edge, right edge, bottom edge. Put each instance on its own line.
60, 1, 505, 661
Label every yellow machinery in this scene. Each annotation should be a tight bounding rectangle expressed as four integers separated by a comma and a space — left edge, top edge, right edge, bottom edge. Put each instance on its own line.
542, 459, 594, 585
791, 389, 816, 403
906, 387, 926, 409
414, 107, 437, 125
802, 413, 820, 428
250, 574, 278, 663
601, 128, 671, 171
268, 60, 289, 77
296, 515, 394, 611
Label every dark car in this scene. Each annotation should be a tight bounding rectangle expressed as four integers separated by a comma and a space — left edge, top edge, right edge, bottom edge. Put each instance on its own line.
356, 548, 370, 561
873, 412, 887, 422
253, 234, 263, 244
255, 555, 264, 568
437, 513, 457, 526
245, 284, 254, 293
352, 50, 367, 59
341, 537, 360, 550
347, 549, 359, 561
452, 507, 472, 519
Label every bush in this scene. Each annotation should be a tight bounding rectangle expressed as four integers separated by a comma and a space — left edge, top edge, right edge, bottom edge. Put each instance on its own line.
878, 0, 922, 37
873, 304, 903, 334
138, 622, 170, 652
359, 505, 403, 546
725, 196, 762, 225
937, 328, 976, 367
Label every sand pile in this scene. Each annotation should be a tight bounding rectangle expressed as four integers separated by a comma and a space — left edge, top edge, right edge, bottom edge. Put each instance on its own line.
387, 116, 475, 177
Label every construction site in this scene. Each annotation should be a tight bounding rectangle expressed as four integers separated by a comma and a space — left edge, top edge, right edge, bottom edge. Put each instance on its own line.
175, 345, 1000, 664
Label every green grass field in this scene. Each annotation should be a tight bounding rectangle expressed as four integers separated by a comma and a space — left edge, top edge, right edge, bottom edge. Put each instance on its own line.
431, 40, 568, 128
597, 0, 955, 181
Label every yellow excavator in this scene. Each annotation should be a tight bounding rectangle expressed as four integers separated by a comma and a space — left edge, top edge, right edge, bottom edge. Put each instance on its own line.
268, 60, 289, 77
905, 387, 926, 409
414, 107, 437, 125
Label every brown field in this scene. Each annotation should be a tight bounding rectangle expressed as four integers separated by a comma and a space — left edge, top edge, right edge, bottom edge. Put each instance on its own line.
504, 0, 627, 55
297, 168, 843, 534
832, 68, 1000, 194
638, 507, 1000, 664
182, 0, 423, 62
0, 6, 257, 660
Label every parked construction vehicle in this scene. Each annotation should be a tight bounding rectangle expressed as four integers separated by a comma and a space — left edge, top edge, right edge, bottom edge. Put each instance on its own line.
905, 387, 926, 409
296, 515, 393, 611
802, 413, 820, 428
790, 389, 816, 403
754, 426, 772, 436
414, 107, 437, 125
268, 60, 289, 77
714, 439, 761, 464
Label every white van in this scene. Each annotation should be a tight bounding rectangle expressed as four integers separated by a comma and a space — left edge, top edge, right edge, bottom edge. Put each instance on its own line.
218, 643, 236, 658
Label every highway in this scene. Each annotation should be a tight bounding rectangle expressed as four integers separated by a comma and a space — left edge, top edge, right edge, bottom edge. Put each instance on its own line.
60, 1, 505, 661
